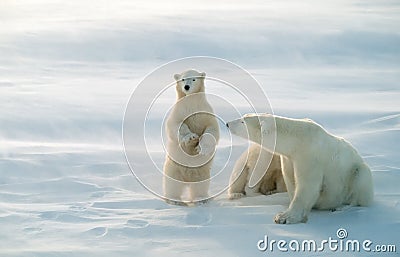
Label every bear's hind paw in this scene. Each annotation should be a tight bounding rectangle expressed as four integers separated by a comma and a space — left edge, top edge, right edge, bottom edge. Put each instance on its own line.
165, 199, 188, 206
228, 193, 245, 200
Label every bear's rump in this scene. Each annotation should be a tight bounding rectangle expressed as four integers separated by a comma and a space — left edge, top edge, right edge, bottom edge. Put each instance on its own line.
313, 163, 355, 209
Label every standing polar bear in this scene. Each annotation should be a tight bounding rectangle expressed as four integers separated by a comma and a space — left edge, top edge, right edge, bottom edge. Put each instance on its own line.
228, 144, 286, 199
226, 113, 373, 224
163, 69, 219, 205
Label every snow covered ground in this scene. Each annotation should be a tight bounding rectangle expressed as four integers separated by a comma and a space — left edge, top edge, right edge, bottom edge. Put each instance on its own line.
0, 0, 399, 256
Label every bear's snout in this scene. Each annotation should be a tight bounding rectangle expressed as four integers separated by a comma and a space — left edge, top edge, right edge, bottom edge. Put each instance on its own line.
226, 123, 229, 128
184, 85, 190, 91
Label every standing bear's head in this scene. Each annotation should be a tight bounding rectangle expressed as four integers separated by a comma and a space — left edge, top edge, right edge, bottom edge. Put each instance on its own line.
174, 69, 206, 98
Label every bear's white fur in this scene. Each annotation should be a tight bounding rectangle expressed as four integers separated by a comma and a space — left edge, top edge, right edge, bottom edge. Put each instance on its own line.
228, 144, 286, 199
163, 69, 219, 204
227, 113, 373, 224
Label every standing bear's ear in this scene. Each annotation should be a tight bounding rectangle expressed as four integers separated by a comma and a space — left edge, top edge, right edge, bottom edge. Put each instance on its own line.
174, 74, 181, 81
200, 72, 206, 78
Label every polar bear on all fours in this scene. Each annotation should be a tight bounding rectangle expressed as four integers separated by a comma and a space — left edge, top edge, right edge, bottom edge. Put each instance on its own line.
226, 114, 373, 224
163, 69, 219, 205
228, 144, 286, 199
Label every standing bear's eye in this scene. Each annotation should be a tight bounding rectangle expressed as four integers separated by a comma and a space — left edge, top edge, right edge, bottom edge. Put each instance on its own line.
192, 79, 196, 82
182, 79, 185, 82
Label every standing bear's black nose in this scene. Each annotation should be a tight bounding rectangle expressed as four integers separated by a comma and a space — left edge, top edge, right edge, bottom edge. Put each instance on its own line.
184, 85, 190, 91
226, 123, 229, 128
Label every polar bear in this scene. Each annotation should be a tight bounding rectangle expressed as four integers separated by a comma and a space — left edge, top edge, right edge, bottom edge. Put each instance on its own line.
226, 113, 373, 224
228, 144, 286, 199
163, 69, 219, 205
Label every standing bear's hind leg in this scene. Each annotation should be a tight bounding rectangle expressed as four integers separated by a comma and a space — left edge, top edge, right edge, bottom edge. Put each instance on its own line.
163, 161, 185, 205
189, 180, 210, 204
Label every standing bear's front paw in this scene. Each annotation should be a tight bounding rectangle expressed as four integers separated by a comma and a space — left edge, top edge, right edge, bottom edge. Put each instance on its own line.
195, 133, 217, 155
181, 133, 199, 146
274, 210, 308, 224
195, 143, 214, 156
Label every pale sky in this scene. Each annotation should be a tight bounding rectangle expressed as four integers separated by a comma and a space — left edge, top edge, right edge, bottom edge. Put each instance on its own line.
1, 0, 399, 66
